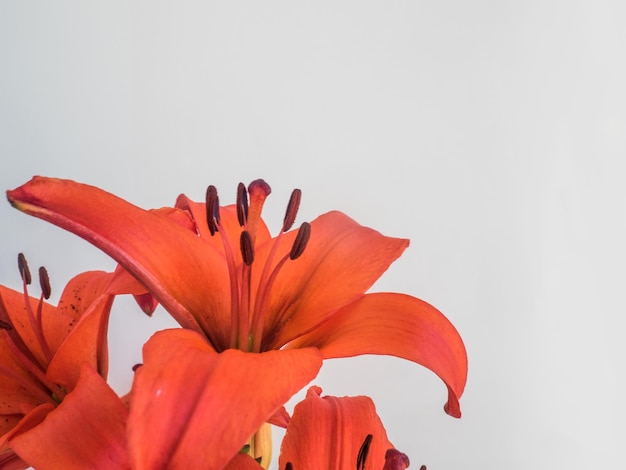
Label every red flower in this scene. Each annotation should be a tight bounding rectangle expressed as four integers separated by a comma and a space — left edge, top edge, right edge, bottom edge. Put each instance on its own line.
7, 177, 467, 417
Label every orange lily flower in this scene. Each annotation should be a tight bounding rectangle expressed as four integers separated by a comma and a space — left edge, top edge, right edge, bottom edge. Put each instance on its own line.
7, 177, 467, 417
279, 386, 411, 470
0, 254, 139, 468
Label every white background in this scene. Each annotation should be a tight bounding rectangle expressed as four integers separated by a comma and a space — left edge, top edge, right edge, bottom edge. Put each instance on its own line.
1, 2, 625, 469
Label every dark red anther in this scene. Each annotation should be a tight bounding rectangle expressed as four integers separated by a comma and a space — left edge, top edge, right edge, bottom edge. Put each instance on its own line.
240, 231, 254, 265
0, 319, 13, 330
132, 363, 143, 372
382, 449, 411, 470
289, 222, 311, 260
282, 188, 302, 232
284, 464, 293, 470
357, 434, 373, 470
38, 267, 51, 300
17, 253, 31, 285
205, 185, 220, 235
236, 182, 249, 227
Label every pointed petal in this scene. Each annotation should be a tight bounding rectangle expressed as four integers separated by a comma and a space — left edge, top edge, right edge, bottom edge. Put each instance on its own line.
128, 329, 322, 470
279, 386, 395, 470
262, 211, 410, 349
9, 364, 129, 470
7, 177, 232, 349
291, 293, 468, 418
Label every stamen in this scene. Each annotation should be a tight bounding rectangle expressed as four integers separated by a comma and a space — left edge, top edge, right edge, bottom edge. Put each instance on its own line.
205, 185, 243, 349
36, 268, 53, 360
236, 182, 249, 227
240, 231, 254, 265
18, 252, 31, 285
249, 220, 312, 352
290, 222, 311, 260
205, 185, 220, 235
282, 188, 302, 232
132, 363, 143, 372
357, 434, 373, 470
39, 267, 51, 300
17, 254, 53, 363
285, 464, 293, 470
0, 319, 13, 330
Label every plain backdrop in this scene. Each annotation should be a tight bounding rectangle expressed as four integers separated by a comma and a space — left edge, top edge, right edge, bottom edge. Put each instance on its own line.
1, 2, 625, 469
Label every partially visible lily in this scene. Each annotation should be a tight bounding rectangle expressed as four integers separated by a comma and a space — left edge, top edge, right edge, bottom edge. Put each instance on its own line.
279, 386, 411, 470
0, 254, 140, 467
7, 177, 467, 417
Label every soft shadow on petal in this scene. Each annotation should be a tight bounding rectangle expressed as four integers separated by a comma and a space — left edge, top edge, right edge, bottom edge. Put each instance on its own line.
128, 329, 323, 470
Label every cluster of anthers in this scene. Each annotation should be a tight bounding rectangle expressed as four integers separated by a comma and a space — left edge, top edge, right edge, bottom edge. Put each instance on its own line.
204, 180, 311, 352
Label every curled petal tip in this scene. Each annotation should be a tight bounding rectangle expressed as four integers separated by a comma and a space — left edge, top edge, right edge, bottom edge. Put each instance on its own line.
443, 392, 462, 418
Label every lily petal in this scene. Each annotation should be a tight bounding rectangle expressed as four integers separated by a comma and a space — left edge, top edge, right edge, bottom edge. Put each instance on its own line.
9, 364, 129, 470
279, 386, 396, 470
7, 177, 233, 349
128, 328, 322, 470
46, 292, 114, 390
290, 293, 468, 418
261, 211, 409, 349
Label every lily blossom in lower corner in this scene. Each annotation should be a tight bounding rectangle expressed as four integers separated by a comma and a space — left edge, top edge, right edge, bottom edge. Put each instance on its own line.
0, 254, 139, 468
7, 177, 468, 418
279, 386, 411, 470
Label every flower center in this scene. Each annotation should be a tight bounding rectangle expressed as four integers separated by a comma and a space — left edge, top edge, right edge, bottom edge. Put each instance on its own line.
205, 180, 311, 352
0, 254, 66, 404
